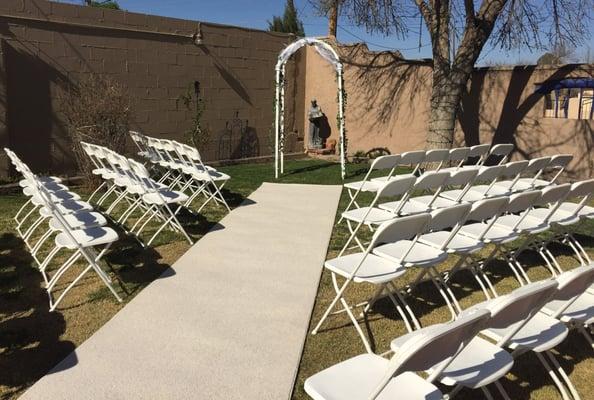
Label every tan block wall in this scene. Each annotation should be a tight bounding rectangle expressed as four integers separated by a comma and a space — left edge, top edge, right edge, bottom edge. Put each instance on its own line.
302, 42, 593, 179
0, 0, 302, 177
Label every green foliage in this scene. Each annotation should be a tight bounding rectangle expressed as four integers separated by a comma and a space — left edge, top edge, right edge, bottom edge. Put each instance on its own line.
85, 0, 121, 9
268, 0, 305, 36
176, 81, 210, 151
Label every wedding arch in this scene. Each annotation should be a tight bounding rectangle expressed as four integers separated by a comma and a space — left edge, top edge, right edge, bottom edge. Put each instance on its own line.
274, 37, 346, 179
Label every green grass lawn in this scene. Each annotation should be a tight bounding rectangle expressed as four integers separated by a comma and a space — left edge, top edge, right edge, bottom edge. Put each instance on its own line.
1, 157, 593, 400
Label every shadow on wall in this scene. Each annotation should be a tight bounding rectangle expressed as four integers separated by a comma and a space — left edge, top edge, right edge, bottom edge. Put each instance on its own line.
1, 39, 69, 176
340, 44, 431, 133
215, 112, 260, 161
458, 64, 594, 178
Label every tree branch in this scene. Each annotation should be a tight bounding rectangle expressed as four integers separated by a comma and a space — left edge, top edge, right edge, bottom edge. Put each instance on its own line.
414, 0, 432, 27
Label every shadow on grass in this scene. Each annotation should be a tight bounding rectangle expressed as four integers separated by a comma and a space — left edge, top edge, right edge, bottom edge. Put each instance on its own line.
0, 233, 77, 395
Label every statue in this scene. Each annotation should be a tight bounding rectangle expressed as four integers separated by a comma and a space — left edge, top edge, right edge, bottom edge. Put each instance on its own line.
308, 99, 324, 149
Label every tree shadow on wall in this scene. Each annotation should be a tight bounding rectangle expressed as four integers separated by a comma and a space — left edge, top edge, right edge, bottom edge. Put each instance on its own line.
458, 64, 593, 177
340, 44, 431, 134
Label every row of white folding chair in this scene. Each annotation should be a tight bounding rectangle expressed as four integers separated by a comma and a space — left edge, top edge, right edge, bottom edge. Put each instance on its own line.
4, 149, 104, 261
4, 148, 122, 310
131, 132, 231, 212
311, 185, 594, 398
342, 147, 570, 218
307, 259, 594, 399
341, 156, 575, 253
314, 180, 594, 351
81, 142, 194, 246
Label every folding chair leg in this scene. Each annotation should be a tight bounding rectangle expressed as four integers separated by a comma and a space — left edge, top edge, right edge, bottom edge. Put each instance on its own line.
578, 325, 594, 352
87, 181, 108, 204
14, 197, 33, 223
546, 350, 581, 400
494, 381, 511, 400
567, 233, 592, 265
388, 282, 421, 330
427, 269, 458, 321
536, 352, 572, 400
383, 282, 415, 333
311, 274, 352, 335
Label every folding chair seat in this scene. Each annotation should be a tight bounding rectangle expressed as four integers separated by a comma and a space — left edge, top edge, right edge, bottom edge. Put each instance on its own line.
493, 156, 551, 193
305, 308, 491, 400
378, 171, 450, 215
371, 150, 426, 183
312, 214, 433, 352
464, 160, 529, 198
514, 154, 573, 190
439, 165, 505, 202
407, 167, 479, 210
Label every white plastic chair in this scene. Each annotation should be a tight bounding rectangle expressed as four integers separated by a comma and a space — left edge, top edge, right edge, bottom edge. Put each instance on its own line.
439, 164, 505, 203
514, 154, 573, 190
377, 171, 450, 215
305, 308, 491, 400
312, 213, 433, 353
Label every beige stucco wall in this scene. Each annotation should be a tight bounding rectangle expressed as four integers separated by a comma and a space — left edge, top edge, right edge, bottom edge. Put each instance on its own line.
301, 42, 593, 179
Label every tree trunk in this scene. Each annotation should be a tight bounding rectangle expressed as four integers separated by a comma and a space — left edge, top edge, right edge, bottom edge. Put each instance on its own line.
328, 1, 338, 38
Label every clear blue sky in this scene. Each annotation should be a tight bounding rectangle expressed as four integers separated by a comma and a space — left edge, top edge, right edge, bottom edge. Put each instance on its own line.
56, 0, 593, 65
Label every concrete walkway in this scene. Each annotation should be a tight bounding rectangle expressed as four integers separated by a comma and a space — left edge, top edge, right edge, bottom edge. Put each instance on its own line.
21, 183, 342, 400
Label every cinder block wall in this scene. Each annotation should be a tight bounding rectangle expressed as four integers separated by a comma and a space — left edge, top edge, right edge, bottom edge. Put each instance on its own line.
303, 41, 594, 180
0, 0, 306, 178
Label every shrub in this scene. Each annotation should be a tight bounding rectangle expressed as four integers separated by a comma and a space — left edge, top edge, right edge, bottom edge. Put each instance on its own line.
59, 74, 131, 186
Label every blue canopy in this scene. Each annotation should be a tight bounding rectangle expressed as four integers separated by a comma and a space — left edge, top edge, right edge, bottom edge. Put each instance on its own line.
536, 78, 594, 93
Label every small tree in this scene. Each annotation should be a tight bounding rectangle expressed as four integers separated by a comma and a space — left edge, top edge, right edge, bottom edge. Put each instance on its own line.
177, 81, 210, 151
312, 0, 593, 149
268, 0, 305, 36
59, 74, 131, 186
83, 0, 121, 9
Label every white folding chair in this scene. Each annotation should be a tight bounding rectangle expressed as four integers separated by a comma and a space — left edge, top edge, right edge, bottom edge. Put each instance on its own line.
170, 141, 231, 213
438, 164, 505, 203
462, 160, 529, 200
124, 158, 193, 246
311, 213, 433, 353
486, 143, 514, 165
378, 171, 450, 215
468, 143, 491, 166
514, 154, 573, 190
407, 167, 480, 210
305, 308, 491, 400
341, 154, 402, 217
371, 150, 426, 183
340, 175, 417, 252
492, 156, 551, 193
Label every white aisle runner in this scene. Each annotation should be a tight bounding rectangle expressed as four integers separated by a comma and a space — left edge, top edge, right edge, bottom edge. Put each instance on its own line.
21, 183, 342, 400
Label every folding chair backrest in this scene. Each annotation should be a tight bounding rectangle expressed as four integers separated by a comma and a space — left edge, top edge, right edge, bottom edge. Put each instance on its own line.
475, 165, 505, 183
467, 197, 509, 222
489, 143, 514, 164
536, 183, 571, 206
370, 154, 402, 171
548, 154, 573, 169
377, 175, 417, 198
372, 213, 431, 245
568, 179, 594, 199
389, 308, 491, 377
500, 160, 529, 179
546, 266, 594, 318
412, 171, 450, 191
505, 190, 541, 214
424, 149, 449, 167
400, 150, 426, 166
524, 156, 552, 174
429, 203, 472, 232
448, 147, 471, 167
445, 167, 479, 187
468, 144, 491, 161
127, 158, 151, 180
482, 280, 558, 345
